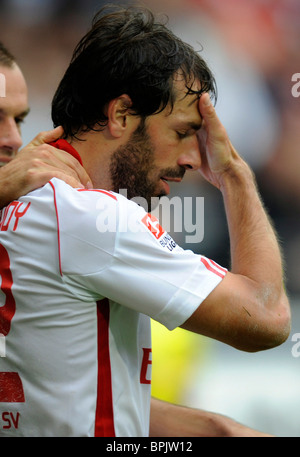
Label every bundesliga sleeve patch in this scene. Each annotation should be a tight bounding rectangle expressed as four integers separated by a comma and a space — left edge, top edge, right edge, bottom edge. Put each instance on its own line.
141, 213, 165, 240
141, 213, 177, 252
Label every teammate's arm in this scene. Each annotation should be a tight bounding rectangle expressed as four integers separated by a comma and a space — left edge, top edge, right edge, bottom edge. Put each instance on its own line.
150, 398, 272, 437
0, 126, 92, 209
181, 94, 290, 352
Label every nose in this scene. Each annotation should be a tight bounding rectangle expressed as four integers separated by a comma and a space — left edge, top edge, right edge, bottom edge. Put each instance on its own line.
0, 118, 23, 155
177, 137, 201, 171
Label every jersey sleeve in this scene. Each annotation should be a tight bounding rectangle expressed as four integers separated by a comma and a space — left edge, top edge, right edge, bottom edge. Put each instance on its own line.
54, 180, 227, 330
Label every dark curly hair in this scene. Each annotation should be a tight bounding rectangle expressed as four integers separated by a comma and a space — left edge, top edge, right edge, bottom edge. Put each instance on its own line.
52, 4, 217, 139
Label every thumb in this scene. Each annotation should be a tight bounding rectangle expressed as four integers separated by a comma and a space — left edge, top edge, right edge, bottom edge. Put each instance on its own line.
29, 126, 64, 148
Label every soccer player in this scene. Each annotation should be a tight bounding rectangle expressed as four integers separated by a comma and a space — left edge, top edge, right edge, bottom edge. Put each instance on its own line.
0, 6, 290, 437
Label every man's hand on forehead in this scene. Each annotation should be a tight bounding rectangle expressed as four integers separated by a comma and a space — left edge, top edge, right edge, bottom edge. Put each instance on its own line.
197, 93, 240, 189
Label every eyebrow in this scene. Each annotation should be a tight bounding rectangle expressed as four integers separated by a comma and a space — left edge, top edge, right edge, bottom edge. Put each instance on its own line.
0, 107, 30, 118
186, 120, 202, 131
173, 119, 202, 133
16, 108, 30, 119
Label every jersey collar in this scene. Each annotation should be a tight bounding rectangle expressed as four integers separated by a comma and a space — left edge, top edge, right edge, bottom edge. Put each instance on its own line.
49, 139, 83, 166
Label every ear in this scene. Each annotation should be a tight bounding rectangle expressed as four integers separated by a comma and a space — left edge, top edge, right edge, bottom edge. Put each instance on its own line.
106, 94, 133, 138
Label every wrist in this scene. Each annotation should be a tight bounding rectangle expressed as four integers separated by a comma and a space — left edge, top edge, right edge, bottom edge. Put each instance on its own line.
218, 158, 256, 195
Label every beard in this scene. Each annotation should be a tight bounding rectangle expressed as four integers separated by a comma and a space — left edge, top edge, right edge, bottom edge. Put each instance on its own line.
109, 118, 185, 211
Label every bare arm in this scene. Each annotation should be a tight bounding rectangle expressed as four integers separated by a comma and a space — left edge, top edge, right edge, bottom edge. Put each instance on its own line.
0, 126, 92, 209
181, 94, 290, 352
150, 398, 272, 437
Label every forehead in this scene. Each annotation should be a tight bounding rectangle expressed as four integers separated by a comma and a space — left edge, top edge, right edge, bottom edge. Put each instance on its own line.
172, 76, 200, 112
0, 64, 28, 114
157, 75, 202, 127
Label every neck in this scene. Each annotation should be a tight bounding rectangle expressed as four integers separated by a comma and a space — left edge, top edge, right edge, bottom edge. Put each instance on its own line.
67, 132, 114, 191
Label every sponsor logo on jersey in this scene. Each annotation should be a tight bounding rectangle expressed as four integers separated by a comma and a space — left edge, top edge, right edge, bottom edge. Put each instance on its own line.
141, 214, 165, 240
141, 213, 177, 252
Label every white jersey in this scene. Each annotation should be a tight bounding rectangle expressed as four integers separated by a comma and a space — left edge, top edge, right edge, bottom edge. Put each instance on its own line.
0, 170, 227, 436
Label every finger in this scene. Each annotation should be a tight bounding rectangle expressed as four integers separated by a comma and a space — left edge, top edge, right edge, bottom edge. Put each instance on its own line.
28, 126, 64, 148
27, 169, 88, 190
68, 160, 93, 189
197, 120, 207, 150
199, 94, 227, 142
50, 149, 93, 189
31, 148, 93, 189
18, 131, 93, 189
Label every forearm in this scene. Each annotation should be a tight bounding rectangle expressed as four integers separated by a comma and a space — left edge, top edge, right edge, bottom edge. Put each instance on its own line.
215, 158, 290, 349
182, 94, 291, 352
150, 398, 272, 437
221, 156, 284, 294
199, 95, 285, 294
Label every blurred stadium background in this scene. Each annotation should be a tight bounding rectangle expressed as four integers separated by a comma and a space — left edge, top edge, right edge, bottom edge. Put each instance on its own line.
1, 0, 299, 436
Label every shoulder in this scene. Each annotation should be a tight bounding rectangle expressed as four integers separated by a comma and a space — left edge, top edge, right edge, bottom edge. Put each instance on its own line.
48, 178, 122, 214
48, 178, 147, 232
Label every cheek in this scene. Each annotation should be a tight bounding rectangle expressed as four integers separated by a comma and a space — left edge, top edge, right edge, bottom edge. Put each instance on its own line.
147, 123, 178, 164
0, 118, 9, 137
152, 138, 177, 164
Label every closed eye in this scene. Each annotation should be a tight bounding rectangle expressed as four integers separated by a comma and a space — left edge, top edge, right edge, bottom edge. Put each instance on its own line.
15, 117, 25, 125
176, 131, 188, 139
176, 121, 202, 140
176, 128, 199, 140
15, 108, 30, 126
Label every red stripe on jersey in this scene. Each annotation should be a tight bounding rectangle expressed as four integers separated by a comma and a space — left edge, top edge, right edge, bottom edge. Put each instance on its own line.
200, 256, 226, 278
77, 189, 117, 200
0, 372, 25, 402
50, 182, 63, 276
95, 299, 115, 437
209, 259, 227, 275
